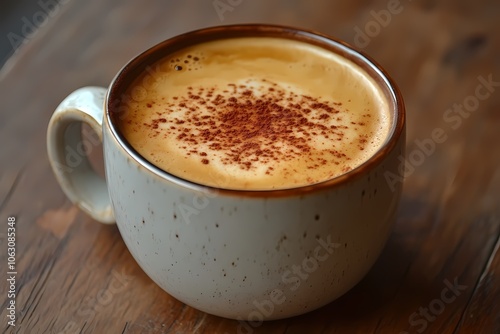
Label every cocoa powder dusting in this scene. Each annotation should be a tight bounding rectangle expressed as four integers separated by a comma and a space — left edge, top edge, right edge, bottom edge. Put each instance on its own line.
142, 79, 370, 171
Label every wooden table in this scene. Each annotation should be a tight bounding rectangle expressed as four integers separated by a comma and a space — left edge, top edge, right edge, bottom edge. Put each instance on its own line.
1, 0, 499, 333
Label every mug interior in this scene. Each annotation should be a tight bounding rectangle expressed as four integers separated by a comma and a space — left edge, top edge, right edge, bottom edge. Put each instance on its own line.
106, 24, 405, 196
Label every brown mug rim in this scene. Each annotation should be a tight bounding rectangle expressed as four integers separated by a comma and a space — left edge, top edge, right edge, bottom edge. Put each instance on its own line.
106, 23, 405, 197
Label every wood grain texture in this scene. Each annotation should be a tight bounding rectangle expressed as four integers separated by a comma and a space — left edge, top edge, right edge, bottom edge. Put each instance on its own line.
1, 0, 499, 333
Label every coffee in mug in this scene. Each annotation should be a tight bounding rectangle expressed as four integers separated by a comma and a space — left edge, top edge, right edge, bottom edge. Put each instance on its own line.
118, 37, 391, 190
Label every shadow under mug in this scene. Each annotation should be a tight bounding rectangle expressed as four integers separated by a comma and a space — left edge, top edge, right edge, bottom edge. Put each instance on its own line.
47, 24, 405, 320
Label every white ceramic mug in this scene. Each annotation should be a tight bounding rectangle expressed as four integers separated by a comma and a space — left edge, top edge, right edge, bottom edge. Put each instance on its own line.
47, 24, 405, 320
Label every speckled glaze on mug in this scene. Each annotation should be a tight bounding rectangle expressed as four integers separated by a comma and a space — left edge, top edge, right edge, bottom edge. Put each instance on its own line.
47, 24, 405, 320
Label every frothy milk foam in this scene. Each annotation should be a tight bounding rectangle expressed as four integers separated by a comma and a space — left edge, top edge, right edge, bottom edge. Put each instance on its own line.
118, 37, 391, 190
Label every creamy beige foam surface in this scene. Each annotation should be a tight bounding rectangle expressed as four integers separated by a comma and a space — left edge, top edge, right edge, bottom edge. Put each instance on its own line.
118, 37, 391, 190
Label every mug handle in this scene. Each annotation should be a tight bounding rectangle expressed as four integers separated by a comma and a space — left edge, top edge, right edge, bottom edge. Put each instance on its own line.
47, 86, 115, 224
